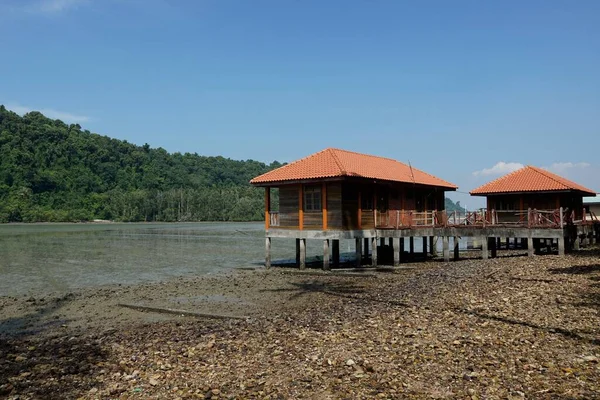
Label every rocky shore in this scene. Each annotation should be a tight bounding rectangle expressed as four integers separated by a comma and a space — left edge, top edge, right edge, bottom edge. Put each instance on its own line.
1, 249, 599, 399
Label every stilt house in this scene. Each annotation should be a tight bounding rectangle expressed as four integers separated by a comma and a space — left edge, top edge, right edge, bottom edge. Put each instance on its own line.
250, 148, 457, 268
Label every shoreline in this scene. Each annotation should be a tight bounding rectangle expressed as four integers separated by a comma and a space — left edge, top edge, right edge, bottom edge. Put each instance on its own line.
1, 249, 599, 398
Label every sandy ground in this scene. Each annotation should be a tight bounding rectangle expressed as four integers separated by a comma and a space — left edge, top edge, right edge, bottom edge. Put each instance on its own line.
1, 248, 600, 399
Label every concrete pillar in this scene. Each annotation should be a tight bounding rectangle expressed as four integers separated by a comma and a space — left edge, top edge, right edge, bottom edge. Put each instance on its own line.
558, 236, 565, 256
481, 237, 488, 259
371, 237, 378, 266
527, 233, 534, 257
393, 237, 400, 267
299, 238, 306, 269
355, 238, 362, 266
490, 237, 497, 258
332, 239, 340, 267
574, 236, 580, 250
295, 238, 300, 267
453, 236, 459, 261
266, 237, 271, 268
505, 237, 510, 249
422, 237, 427, 256
443, 236, 450, 262
323, 239, 330, 270
409, 237, 415, 257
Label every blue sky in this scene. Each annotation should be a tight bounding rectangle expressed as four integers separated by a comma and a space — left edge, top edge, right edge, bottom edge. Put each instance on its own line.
1, 0, 599, 208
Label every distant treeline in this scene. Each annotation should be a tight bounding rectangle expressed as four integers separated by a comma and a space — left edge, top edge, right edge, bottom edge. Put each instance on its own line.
0, 106, 281, 222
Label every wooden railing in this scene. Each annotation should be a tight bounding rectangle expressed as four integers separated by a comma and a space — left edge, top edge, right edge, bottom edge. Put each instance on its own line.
267, 207, 597, 230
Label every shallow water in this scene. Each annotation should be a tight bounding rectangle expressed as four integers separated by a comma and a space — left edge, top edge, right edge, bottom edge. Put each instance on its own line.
0, 222, 296, 296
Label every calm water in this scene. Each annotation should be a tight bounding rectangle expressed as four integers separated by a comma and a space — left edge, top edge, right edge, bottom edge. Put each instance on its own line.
0, 222, 311, 296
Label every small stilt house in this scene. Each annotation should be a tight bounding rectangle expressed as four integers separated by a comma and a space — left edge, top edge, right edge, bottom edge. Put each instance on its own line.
250, 148, 457, 268
470, 165, 596, 223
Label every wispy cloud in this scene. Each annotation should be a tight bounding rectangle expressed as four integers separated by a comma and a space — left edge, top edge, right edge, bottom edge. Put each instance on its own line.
544, 162, 591, 174
7, 104, 91, 123
24, 0, 88, 14
472, 161, 524, 177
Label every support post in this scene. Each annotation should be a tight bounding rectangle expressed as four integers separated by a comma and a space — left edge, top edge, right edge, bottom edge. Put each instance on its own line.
265, 237, 271, 268
355, 238, 362, 266
332, 239, 340, 267
558, 236, 565, 256
265, 188, 270, 231
481, 236, 488, 259
527, 233, 534, 257
323, 239, 330, 270
400, 237, 405, 257
299, 238, 306, 269
371, 237, 378, 266
422, 236, 427, 256
393, 237, 400, 267
409, 237, 414, 257
430, 236, 437, 256
443, 236, 450, 262
295, 238, 300, 267
453, 236, 459, 261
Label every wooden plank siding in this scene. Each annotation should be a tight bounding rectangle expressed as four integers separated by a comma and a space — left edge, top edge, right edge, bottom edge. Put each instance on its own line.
342, 183, 359, 230
327, 183, 343, 229
278, 185, 300, 228
303, 211, 323, 229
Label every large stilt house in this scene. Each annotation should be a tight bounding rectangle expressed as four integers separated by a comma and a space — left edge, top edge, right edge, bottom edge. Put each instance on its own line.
250, 148, 457, 268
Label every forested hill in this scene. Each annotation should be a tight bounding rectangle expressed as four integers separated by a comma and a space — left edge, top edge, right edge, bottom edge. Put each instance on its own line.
0, 106, 282, 222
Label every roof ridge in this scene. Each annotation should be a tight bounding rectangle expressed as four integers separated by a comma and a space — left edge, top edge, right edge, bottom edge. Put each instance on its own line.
528, 165, 572, 190
329, 147, 399, 162
328, 148, 347, 176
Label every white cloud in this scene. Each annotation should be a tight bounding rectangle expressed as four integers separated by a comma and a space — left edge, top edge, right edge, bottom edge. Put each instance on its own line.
472, 161, 524, 177
7, 104, 90, 123
544, 162, 591, 174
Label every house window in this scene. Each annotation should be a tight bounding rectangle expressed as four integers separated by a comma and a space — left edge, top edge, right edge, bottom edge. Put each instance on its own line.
304, 186, 322, 212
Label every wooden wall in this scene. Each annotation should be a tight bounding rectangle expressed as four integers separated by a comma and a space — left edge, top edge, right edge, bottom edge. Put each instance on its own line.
279, 185, 300, 228
327, 183, 343, 229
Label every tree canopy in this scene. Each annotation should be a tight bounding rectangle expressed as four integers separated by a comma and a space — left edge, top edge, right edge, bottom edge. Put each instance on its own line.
0, 105, 281, 222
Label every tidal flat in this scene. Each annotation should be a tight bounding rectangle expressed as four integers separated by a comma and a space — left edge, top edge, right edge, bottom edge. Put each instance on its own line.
1, 247, 599, 399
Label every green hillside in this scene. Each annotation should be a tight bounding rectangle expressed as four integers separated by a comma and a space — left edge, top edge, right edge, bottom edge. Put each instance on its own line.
0, 106, 281, 222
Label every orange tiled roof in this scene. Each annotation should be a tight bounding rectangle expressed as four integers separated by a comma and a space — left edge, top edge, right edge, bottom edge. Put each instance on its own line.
250, 148, 457, 189
470, 165, 596, 196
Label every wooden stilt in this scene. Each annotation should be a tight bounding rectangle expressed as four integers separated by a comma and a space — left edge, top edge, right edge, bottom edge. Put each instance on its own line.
371, 237, 378, 266
332, 239, 340, 267
300, 238, 306, 269
482, 237, 488, 259
491, 237, 497, 258
393, 237, 400, 266
443, 236, 450, 262
265, 237, 271, 268
558, 236, 565, 256
355, 238, 362, 266
453, 236, 459, 261
323, 239, 330, 270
